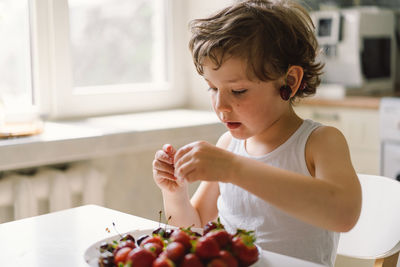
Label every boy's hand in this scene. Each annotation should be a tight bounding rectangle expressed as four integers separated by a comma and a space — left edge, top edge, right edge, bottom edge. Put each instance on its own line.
152, 144, 185, 192
174, 141, 234, 183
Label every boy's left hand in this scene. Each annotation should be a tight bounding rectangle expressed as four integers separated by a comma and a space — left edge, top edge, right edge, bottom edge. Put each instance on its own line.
174, 141, 235, 183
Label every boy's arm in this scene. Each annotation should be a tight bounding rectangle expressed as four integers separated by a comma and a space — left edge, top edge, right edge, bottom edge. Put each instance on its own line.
229, 126, 362, 232
163, 131, 232, 228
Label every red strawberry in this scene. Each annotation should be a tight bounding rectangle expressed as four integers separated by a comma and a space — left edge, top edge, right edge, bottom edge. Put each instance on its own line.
207, 258, 227, 267
205, 229, 232, 249
218, 250, 238, 267
195, 236, 220, 260
141, 235, 164, 248
232, 231, 259, 267
127, 247, 156, 267
180, 253, 205, 267
114, 247, 133, 265
152, 256, 176, 267
170, 229, 192, 251
203, 218, 224, 235
166, 241, 186, 263
143, 242, 163, 257
114, 240, 136, 255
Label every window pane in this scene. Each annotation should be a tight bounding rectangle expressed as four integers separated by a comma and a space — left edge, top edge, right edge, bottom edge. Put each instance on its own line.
68, 0, 168, 88
0, 0, 33, 106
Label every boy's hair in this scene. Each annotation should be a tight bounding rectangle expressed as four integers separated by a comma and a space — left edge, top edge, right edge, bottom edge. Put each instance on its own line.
188, 0, 323, 99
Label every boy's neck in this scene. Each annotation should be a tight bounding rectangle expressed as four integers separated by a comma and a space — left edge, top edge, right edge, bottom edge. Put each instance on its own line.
245, 110, 303, 156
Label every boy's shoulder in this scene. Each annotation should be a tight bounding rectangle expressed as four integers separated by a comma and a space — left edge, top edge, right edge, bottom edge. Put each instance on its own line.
311, 124, 344, 140
216, 131, 233, 149
308, 124, 347, 152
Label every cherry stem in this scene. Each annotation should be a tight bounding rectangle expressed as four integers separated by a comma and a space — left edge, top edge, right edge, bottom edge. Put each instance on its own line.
112, 222, 122, 239
158, 210, 162, 228
164, 215, 172, 231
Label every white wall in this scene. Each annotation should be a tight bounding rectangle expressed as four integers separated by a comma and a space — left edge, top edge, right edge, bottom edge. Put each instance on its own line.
184, 0, 233, 110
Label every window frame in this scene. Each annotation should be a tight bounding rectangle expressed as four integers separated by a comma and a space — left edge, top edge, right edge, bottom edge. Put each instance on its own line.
30, 0, 188, 119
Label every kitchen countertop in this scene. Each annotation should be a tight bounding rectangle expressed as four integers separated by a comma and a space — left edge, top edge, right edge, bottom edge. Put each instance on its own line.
295, 90, 400, 110
296, 96, 382, 110
0, 109, 225, 172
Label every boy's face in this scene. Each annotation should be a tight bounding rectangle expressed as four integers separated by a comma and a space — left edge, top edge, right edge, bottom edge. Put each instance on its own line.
203, 56, 289, 141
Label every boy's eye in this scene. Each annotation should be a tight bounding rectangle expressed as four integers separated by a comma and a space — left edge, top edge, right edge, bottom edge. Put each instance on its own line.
208, 87, 217, 92
232, 89, 247, 95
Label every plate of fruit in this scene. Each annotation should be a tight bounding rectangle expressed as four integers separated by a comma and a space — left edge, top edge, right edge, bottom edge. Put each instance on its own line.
84, 219, 263, 267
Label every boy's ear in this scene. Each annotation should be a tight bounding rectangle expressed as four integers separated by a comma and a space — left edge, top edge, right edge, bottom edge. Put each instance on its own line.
286, 65, 304, 97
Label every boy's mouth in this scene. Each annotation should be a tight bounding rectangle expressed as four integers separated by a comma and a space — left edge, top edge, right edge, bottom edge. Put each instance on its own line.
226, 122, 241, 129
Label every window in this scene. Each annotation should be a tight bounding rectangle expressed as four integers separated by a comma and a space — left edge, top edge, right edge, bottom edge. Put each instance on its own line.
0, 0, 33, 108
14, 0, 186, 119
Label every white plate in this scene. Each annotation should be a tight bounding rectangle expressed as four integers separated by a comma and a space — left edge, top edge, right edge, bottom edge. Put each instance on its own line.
84, 228, 263, 267
84, 229, 155, 266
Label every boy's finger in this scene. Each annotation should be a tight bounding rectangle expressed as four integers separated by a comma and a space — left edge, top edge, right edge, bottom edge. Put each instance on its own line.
155, 150, 174, 164
174, 143, 194, 164
162, 144, 176, 156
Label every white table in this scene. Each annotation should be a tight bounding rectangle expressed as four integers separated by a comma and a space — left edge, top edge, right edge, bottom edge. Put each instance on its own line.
0, 205, 326, 267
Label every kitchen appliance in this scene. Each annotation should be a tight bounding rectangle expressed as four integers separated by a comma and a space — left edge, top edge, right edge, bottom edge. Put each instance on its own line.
380, 97, 400, 182
311, 7, 397, 95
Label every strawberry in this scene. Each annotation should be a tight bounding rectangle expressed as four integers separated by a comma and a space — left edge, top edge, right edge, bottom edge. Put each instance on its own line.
143, 242, 163, 257
218, 250, 238, 267
152, 255, 176, 267
170, 229, 192, 251
180, 253, 205, 267
195, 235, 220, 260
231, 230, 259, 267
141, 235, 165, 248
205, 229, 232, 249
207, 258, 227, 267
114, 247, 133, 265
126, 247, 156, 267
113, 240, 136, 255
166, 241, 186, 263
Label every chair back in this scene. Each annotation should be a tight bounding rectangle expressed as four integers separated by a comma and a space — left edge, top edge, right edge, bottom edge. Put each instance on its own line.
337, 174, 400, 259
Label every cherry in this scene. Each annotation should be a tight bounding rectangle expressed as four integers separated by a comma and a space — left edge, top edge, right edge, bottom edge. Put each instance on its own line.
136, 234, 150, 246
164, 228, 174, 238
203, 221, 218, 235
203, 218, 224, 235
98, 251, 114, 267
120, 233, 135, 243
99, 241, 113, 253
152, 227, 166, 237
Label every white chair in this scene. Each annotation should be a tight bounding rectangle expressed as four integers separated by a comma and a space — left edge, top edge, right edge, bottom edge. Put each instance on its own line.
337, 174, 400, 267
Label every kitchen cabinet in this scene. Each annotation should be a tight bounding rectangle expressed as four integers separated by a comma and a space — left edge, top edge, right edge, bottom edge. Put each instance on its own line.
294, 104, 380, 175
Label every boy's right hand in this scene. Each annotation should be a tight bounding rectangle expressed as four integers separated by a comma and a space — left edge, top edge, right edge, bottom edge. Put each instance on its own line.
152, 144, 185, 192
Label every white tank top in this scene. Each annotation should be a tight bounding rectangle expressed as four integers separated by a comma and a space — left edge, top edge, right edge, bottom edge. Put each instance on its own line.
217, 119, 339, 267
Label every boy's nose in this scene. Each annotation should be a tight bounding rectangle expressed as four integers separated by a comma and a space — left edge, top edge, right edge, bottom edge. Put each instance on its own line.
214, 92, 231, 112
